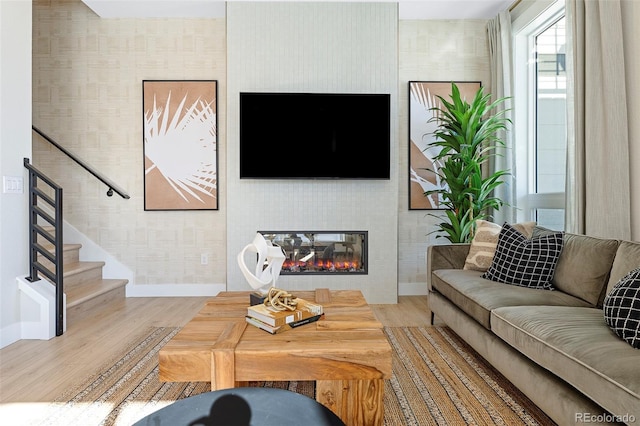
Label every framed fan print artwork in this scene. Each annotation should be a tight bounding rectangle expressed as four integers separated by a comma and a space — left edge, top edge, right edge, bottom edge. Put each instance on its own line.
143, 80, 218, 211
408, 81, 481, 210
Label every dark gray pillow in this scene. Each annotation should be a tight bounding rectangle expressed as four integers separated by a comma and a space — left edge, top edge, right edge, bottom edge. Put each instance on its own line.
482, 223, 564, 290
533, 226, 619, 306
603, 268, 640, 349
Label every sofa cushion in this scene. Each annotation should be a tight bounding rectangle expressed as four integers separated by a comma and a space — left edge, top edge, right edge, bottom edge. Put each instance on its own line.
491, 306, 640, 420
533, 227, 619, 307
606, 240, 640, 297
482, 224, 563, 290
431, 269, 591, 329
463, 220, 536, 272
604, 267, 640, 349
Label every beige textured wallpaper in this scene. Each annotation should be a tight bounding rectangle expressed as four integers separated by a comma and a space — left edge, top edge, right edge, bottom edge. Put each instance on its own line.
397, 19, 491, 293
32, 0, 227, 288
31, 0, 491, 298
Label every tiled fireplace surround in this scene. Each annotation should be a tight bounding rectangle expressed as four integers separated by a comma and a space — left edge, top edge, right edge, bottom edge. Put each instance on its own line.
225, 3, 399, 304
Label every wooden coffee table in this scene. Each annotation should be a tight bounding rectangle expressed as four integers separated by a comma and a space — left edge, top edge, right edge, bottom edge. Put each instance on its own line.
159, 289, 392, 426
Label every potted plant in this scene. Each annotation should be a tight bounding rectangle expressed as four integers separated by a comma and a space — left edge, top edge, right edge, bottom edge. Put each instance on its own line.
424, 82, 510, 243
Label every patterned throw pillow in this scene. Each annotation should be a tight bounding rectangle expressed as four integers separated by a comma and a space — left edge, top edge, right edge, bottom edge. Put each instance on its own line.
464, 220, 537, 272
482, 223, 564, 289
603, 268, 640, 349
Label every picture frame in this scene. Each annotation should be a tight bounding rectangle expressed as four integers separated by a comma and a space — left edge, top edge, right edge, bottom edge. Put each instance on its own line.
143, 80, 218, 211
408, 81, 481, 210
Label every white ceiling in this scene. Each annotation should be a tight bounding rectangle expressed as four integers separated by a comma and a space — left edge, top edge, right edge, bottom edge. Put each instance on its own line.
81, 0, 513, 20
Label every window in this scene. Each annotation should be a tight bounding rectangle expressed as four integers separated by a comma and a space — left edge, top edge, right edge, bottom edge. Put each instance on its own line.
513, 1, 567, 231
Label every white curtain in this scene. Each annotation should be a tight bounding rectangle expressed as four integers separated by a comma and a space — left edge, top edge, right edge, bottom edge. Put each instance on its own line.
487, 10, 516, 225
565, 0, 631, 239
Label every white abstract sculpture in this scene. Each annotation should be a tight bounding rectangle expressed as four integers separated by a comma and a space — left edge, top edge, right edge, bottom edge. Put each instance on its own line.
237, 233, 286, 294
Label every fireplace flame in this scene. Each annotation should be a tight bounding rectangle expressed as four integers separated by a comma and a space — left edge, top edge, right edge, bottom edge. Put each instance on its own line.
282, 259, 361, 272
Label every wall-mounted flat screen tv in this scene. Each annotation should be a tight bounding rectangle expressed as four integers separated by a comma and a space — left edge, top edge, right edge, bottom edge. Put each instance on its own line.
239, 92, 390, 179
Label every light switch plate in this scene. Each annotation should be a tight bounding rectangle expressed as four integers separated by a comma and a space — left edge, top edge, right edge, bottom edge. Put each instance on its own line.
3, 176, 24, 194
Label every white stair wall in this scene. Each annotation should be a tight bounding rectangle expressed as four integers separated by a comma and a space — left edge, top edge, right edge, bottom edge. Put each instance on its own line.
17, 276, 66, 340
63, 221, 134, 286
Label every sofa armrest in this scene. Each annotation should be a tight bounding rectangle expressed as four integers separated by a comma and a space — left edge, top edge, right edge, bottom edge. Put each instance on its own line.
426, 244, 471, 293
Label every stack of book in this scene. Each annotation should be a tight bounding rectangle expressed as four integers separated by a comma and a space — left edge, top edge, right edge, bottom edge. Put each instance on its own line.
246, 297, 324, 334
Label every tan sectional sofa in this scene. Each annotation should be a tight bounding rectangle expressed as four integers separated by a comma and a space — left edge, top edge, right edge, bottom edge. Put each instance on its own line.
426, 231, 640, 425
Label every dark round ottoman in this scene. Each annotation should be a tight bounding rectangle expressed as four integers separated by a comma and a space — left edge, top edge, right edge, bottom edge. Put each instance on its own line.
133, 387, 346, 426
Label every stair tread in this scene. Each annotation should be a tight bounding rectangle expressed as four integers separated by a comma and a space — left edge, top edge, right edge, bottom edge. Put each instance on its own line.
66, 278, 128, 308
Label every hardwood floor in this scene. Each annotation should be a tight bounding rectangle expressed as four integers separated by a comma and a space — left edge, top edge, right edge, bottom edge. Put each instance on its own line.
0, 294, 432, 405
370, 295, 432, 327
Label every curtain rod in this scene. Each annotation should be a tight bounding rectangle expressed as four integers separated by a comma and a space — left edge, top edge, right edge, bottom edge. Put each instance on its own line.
509, 0, 522, 12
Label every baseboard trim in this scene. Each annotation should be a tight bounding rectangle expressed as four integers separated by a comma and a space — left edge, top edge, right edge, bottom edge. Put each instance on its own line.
398, 282, 428, 296
125, 283, 226, 297
0, 323, 21, 349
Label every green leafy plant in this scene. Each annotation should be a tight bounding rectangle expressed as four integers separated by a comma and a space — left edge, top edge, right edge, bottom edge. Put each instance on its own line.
425, 82, 510, 243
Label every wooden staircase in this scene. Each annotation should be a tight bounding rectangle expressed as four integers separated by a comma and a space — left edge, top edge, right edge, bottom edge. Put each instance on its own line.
40, 233, 128, 325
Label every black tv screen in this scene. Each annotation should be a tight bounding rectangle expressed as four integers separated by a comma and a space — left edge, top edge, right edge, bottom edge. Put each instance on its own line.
239, 92, 390, 179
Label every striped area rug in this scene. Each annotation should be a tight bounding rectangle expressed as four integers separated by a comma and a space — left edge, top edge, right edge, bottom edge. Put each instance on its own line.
38, 326, 554, 425
383, 327, 554, 425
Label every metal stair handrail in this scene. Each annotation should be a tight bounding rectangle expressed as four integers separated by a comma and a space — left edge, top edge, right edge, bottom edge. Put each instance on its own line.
23, 158, 64, 336
32, 126, 130, 199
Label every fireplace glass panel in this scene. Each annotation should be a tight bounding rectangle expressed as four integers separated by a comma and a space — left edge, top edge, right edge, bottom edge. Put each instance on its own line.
259, 231, 367, 274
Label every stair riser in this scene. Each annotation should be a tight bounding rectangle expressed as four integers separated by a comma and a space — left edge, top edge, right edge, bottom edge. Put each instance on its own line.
66, 286, 126, 324
38, 248, 80, 271
64, 266, 104, 290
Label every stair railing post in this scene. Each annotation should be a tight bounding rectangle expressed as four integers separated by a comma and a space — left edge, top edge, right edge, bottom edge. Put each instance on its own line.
26, 159, 38, 282
54, 187, 64, 336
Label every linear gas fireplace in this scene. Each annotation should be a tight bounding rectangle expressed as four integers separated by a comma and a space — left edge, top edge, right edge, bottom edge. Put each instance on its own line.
259, 231, 368, 275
